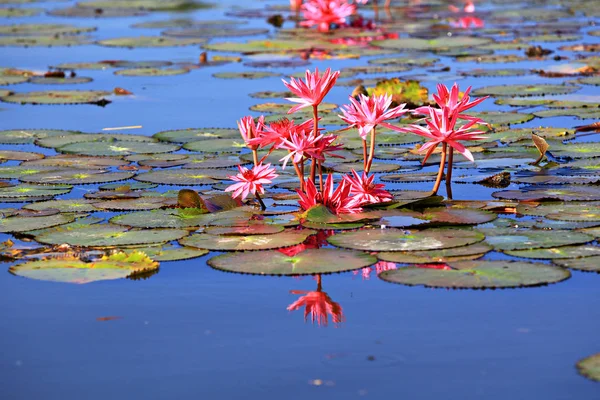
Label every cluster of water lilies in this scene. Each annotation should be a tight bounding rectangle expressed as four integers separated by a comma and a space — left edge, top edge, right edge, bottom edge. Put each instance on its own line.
225, 67, 488, 214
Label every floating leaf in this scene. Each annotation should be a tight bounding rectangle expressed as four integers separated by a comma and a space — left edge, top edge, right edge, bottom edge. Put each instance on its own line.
471, 84, 579, 97
134, 169, 221, 186
0, 213, 75, 233
327, 228, 484, 252
114, 68, 190, 77
505, 245, 600, 259
180, 229, 315, 251
23, 199, 99, 213
378, 242, 493, 264
371, 37, 492, 51
1, 90, 111, 105
110, 208, 217, 229
20, 170, 134, 185
576, 353, 600, 382
207, 248, 376, 275
553, 257, 600, 273
98, 36, 206, 48
480, 229, 593, 251
379, 260, 570, 289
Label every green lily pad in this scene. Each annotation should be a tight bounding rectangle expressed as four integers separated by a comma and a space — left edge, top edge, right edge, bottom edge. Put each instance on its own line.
0, 150, 43, 161
377, 242, 493, 264
455, 55, 527, 64
9, 252, 159, 284
505, 244, 600, 259
24, 199, 99, 213
472, 84, 579, 97
578, 76, 600, 86
28, 76, 93, 85
0, 7, 42, 17
23, 155, 128, 169
1, 90, 111, 105
132, 19, 245, 29
0, 74, 28, 85
183, 138, 248, 153
36, 224, 189, 247
494, 185, 600, 201
371, 36, 492, 51
79, 0, 213, 11
0, 213, 75, 233
0, 184, 72, 199
492, 127, 573, 143
36, 133, 155, 149
134, 169, 222, 186
213, 71, 280, 80
0, 128, 82, 144
20, 170, 134, 185
553, 257, 600, 273
0, 166, 62, 179
207, 248, 376, 275
58, 140, 178, 156
248, 90, 294, 99
0, 23, 96, 35
110, 208, 217, 229
461, 68, 529, 77
98, 36, 206, 48
327, 228, 484, 252
368, 56, 439, 66
379, 260, 570, 289
153, 127, 238, 143
576, 353, 600, 381
0, 36, 91, 47
180, 229, 315, 251
48, 6, 148, 18
204, 224, 284, 236
480, 229, 594, 251
114, 68, 190, 77
126, 245, 208, 262
203, 39, 338, 53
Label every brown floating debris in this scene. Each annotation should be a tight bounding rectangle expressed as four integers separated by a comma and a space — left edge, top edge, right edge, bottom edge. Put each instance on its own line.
113, 87, 133, 95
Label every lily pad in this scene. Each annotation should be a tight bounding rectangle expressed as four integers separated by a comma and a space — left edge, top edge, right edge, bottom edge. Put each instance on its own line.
379, 260, 570, 289
9, 252, 159, 284
0, 36, 91, 47
134, 169, 221, 186
20, 170, 134, 185
472, 84, 579, 97
553, 257, 600, 273
48, 6, 148, 18
23, 199, 99, 213
114, 68, 190, 77
110, 208, 215, 229
480, 229, 593, 251
371, 37, 492, 51
153, 127, 238, 143
58, 141, 179, 156
28, 76, 93, 85
98, 36, 206, 48
576, 353, 600, 381
0, 23, 96, 36
0, 184, 71, 199
213, 71, 280, 80
207, 248, 376, 275
35, 224, 189, 247
505, 245, 600, 259
180, 229, 315, 251
378, 242, 493, 264
1, 90, 111, 105
0, 213, 75, 233
494, 185, 600, 201
327, 228, 484, 252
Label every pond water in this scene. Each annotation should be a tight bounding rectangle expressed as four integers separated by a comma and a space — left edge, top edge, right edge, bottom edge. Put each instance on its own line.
1, 0, 599, 399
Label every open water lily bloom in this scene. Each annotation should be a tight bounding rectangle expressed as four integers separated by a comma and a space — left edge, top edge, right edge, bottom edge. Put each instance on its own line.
402, 106, 487, 163
344, 169, 392, 206
225, 163, 278, 200
300, 0, 356, 32
237, 115, 265, 150
297, 174, 361, 214
414, 83, 488, 121
339, 93, 408, 140
282, 67, 340, 114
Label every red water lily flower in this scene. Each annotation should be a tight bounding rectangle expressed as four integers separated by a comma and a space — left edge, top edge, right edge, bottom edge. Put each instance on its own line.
225, 163, 278, 200
297, 174, 361, 214
282, 67, 340, 113
300, 0, 356, 32
401, 106, 487, 163
344, 169, 392, 207
339, 93, 408, 140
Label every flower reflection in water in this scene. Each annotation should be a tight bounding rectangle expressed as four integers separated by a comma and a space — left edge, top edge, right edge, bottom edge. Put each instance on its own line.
288, 274, 345, 327
353, 260, 397, 280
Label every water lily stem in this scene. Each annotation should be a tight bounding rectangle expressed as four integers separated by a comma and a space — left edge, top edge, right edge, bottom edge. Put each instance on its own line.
293, 162, 304, 191
445, 147, 454, 185
366, 127, 376, 174
311, 104, 319, 184
252, 149, 259, 167
318, 160, 324, 192
431, 143, 447, 195
362, 139, 368, 169
255, 191, 266, 211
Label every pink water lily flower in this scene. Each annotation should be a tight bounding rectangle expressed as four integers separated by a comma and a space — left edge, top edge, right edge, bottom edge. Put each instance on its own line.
297, 174, 361, 214
343, 169, 392, 206
237, 115, 265, 150
339, 93, 408, 140
249, 118, 314, 149
402, 106, 487, 163
301, 0, 356, 32
278, 131, 323, 169
414, 83, 488, 122
282, 67, 340, 114
225, 163, 278, 200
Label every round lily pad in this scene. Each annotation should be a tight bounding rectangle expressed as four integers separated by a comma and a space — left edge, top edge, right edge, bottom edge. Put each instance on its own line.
469, 111, 535, 126
0, 36, 91, 47
553, 256, 600, 273
0, 7, 42, 17
134, 169, 221, 186
99, 182, 157, 191
183, 138, 248, 153
23, 155, 128, 169
378, 242, 493, 264
480, 229, 594, 251
9, 253, 159, 284
58, 141, 179, 156
207, 248, 376, 275
505, 244, 600, 259
133, 19, 245, 29
153, 128, 238, 143
203, 39, 338, 53
110, 208, 215, 229
28, 76, 93, 85
368, 56, 439, 66
93, 197, 170, 211
114, 68, 190, 77
0, 166, 63, 179
493, 185, 600, 201
48, 6, 148, 18
0, 23, 96, 36
163, 27, 268, 38
204, 224, 284, 236
98, 36, 206, 48
371, 36, 492, 51
461, 68, 529, 77
35, 224, 189, 247
576, 353, 600, 382
20, 170, 134, 185
24, 199, 99, 213
0, 184, 72, 199
0, 213, 75, 233
579, 76, 600, 86
36, 133, 154, 149
0, 74, 28, 85
0, 150, 43, 161
471, 84, 579, 97
180, 229, 315, 251
51, 62, 115, 71
327, 228, 485, 252
1, 90, 111, 105
379, 260, 570, 289
455, 55, 527, 64
79, 0, 213, 11
213, 71, 280, 80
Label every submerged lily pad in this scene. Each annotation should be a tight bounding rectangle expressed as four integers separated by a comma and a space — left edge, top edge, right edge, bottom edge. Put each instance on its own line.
327, 228, 484, 252
180, 229, 315, 251
9, 252, 159, 284
1, 90, 111, 105
207, 248, 376, 275
36, 224, 189, 247
379, 260, 570, 289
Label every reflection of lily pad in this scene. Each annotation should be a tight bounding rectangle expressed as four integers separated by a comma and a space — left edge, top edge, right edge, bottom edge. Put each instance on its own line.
328, 228, 484, 251
1, 90, 111, 105
379, 260, 570, 289
208, 248, 376, 275
9, 252, 159, 284
180, 229, 315, 251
